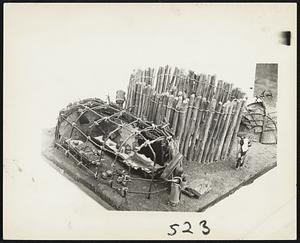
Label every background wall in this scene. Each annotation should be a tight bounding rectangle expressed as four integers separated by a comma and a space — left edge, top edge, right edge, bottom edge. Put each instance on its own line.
3, 3, 296, 240
254, 63, 278, 107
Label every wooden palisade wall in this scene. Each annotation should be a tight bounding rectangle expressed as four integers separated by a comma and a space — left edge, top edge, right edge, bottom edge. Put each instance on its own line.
125, 65, 246, 164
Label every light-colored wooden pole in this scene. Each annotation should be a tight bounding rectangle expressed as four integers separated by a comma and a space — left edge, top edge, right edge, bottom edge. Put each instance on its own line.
202, 75, 210, 100
134, 82, 141, 115
169, 67, 178, 92
201, 101, 223, 163
221, 99, 242, 160
192, 98, 210, 162
149, 92, 157, 122
182, 96, 202, 157
221, 82, 229, 103
195, 74, 204, 97
207, 103, 227, 162
143, 85, 151, 120
166, 66, 172, 92
180, 94, 195, 151
227, 98, 246, 156
196, 98, 217, 163
214, 101, 234, 161
214, 80, 222, 103
160, 93, 168, 123
218, 80, 225, 103
207, 75, 216, 102
165, 94, 174, 124
155, 94, 164, 124
152, 93, 161, 123
169, 96, 179, 128
129, 72, 137, 111
176, 98, 189, 142
155, 67, 162, 93
138, 82, 145, 117
188, 97, 205, 161
171, 96, 183, 134
138, 83, 146, 117
160, 65, 166, 93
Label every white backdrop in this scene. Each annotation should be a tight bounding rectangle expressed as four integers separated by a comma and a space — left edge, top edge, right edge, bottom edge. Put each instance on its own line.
3, 3, 297, 240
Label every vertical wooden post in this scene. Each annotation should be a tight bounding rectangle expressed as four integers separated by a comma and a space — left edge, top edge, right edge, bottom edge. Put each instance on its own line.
125, 74, 131, 109
149, 92, 157, 122
182, 96, 202, 157
173, 69, 180, 95
220, 100, 239, 159
166, 66, 172, 92
143, 85, 151, 120
227, 99, 246, 156
129, 72, 136, 111
187, 71, 194, 96
176, 98, 189, 142
150, 68, 155, 86
221, 82, 228, 103
160, 93, 169, 123
155, 67, 162, 93
207, 75, 216, 101
169, 67, 178, 92
202, 75, 210, 100
155, 94, 164, 124
134, 82, 141, 115
195, 74, 204, 97
207, 103, 227, 162
180, 94, 195, 152
165, 94, 174, 124
201, 101, 223, 163
196, 98, 217, 163
126, 73, 134, 109
143, 85, 149, 120
214, 80, 222, 103
159, 66, 165, 93
178, 70, 184, 95
138, 83, 145, 117
225, 83, 234, 102
190, 98, 209, 161
214, 101, 234, 161
187, 96, 207, 161
148, 67, 152, 85
169, 96, 179, 128
152, 93, 160, 123
171, 96, 183, 134
186, 71, 192, 97
217, 80, 225, 103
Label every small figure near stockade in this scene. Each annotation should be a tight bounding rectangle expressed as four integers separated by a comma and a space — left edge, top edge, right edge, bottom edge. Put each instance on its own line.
236, 133, 252, 169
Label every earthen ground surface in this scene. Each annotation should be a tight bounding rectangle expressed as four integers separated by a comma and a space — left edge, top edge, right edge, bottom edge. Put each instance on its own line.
42, 128, 277, 212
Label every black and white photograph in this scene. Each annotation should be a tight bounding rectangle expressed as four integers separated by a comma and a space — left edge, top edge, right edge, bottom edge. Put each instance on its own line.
3, 2, 296, 240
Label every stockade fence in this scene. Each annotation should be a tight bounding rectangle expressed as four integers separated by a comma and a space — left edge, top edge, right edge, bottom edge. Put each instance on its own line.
125, 65, 247, 164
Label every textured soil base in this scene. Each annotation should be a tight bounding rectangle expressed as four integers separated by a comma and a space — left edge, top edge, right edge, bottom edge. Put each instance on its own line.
42, 128, 277, 212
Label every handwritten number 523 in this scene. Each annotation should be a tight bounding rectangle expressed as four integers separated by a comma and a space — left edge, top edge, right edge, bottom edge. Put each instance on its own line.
168, 220, 210, 236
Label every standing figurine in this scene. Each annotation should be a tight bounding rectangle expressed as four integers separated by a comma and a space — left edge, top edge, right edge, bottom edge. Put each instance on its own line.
236, 134, 252, 169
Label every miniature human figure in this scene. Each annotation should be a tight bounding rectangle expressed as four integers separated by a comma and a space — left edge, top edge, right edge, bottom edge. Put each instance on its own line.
236, 135, 252, 169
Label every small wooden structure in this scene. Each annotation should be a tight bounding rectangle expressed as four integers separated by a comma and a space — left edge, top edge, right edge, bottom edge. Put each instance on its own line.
125, 66, 247, 164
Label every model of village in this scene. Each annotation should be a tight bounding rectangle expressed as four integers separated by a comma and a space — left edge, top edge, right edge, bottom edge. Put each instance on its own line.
42, 65, 277, 211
